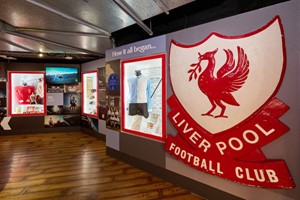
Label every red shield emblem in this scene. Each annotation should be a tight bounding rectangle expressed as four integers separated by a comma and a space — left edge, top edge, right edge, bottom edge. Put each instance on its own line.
165, 16, 295, 188
169, 16, 285, 134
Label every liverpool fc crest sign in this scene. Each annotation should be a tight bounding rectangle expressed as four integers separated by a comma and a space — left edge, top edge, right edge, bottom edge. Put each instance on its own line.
165, 16, 295, 188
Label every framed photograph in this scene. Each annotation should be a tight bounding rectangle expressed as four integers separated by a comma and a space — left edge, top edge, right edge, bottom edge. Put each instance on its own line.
82, 70, 98, 118
106, 60, 120, 96
98, 67, 106, 87
47, 84, 64, 93
8, 71, 46, 116
106, 96, 120, 130
44, 115, 65, 128
47, 105, 63, 115
63, 93, 81, 114
121, 54, 166, 141
64, 83, 82, 93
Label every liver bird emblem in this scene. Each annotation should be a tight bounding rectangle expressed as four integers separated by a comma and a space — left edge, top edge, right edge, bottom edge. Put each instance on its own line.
188, 46, 250, 118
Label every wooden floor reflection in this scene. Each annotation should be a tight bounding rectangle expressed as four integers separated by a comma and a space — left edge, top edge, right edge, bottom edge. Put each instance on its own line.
0, 132, 204, 200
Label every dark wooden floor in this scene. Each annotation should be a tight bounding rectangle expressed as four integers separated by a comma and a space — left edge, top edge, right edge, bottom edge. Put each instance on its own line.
0, 132, 204, 200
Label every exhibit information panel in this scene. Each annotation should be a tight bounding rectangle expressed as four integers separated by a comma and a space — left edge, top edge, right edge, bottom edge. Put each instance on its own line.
8, 71, 46, 116
82, 70, 98, 118
121, 54, 166, 141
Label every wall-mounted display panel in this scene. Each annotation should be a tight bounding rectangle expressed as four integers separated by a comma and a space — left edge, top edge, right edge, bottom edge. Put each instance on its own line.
45, 66, 78, 85
82, 70, 98, 118
8, 71, 46, 116
121, 54, 166, 141
106, 60, 121, 130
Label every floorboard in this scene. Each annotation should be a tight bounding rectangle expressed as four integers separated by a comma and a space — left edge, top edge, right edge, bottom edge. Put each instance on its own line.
0, 132, 205, 200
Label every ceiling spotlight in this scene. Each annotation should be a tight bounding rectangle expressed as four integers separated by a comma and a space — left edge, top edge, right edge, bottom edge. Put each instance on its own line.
6, 56, 17, 60
38, 53, 44, 57
0, 54, 17, 60
65, 55, 73, 60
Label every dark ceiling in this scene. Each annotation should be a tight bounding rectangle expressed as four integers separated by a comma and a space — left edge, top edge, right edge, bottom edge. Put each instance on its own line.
0, 0, 289, 64
113, 0, 289, 46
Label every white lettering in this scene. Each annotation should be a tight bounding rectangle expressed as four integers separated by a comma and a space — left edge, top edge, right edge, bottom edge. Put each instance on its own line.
198, 139, 211, 153
209, 160, 215, 172
187, 153, 193, 162
168, 143, 222, 174
235, 167, 243, 179
183, 123, 193, 133
235, 167, 279, 183
189, 131, 201, 144
266, 170, 279, 183
172, 112, 211, 153
254, 169, 265, 182
200, 159, 207, 170
134, 44, 152, 53
172, 112, 180, 123
169, 143, 176, 151
255, 124, 275, 136
112, 50, 122, 57
245, 168, 255, 181
243, 130, 259, 144
193, 156, 200, 166
188, 130, 211, 153
216, 123, 276, 155
217, 162, 224, 174
180, 150, 187, 159
177, 119, 185, 127
228, 137, 243, 151
174, 147, 180, 155
216, 142, 227, 155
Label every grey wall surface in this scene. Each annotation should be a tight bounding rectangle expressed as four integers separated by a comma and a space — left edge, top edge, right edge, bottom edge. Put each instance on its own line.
81, 58, 106, 138
82, 58, 121, 150
105, 35, 166, 62
120, 133, 165, 167
5, 62, 44, 72
165, 1, 299, 200
81, 58, 105, 72
104, 36, 167, 166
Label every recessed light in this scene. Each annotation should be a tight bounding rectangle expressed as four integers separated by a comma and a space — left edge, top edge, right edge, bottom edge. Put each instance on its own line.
65, 56, 73, 60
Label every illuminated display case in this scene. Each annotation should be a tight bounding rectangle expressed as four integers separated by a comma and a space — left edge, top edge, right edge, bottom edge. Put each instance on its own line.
8, 71, 46, 116
82, 70, 98, 118
121, 54, 166, 141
